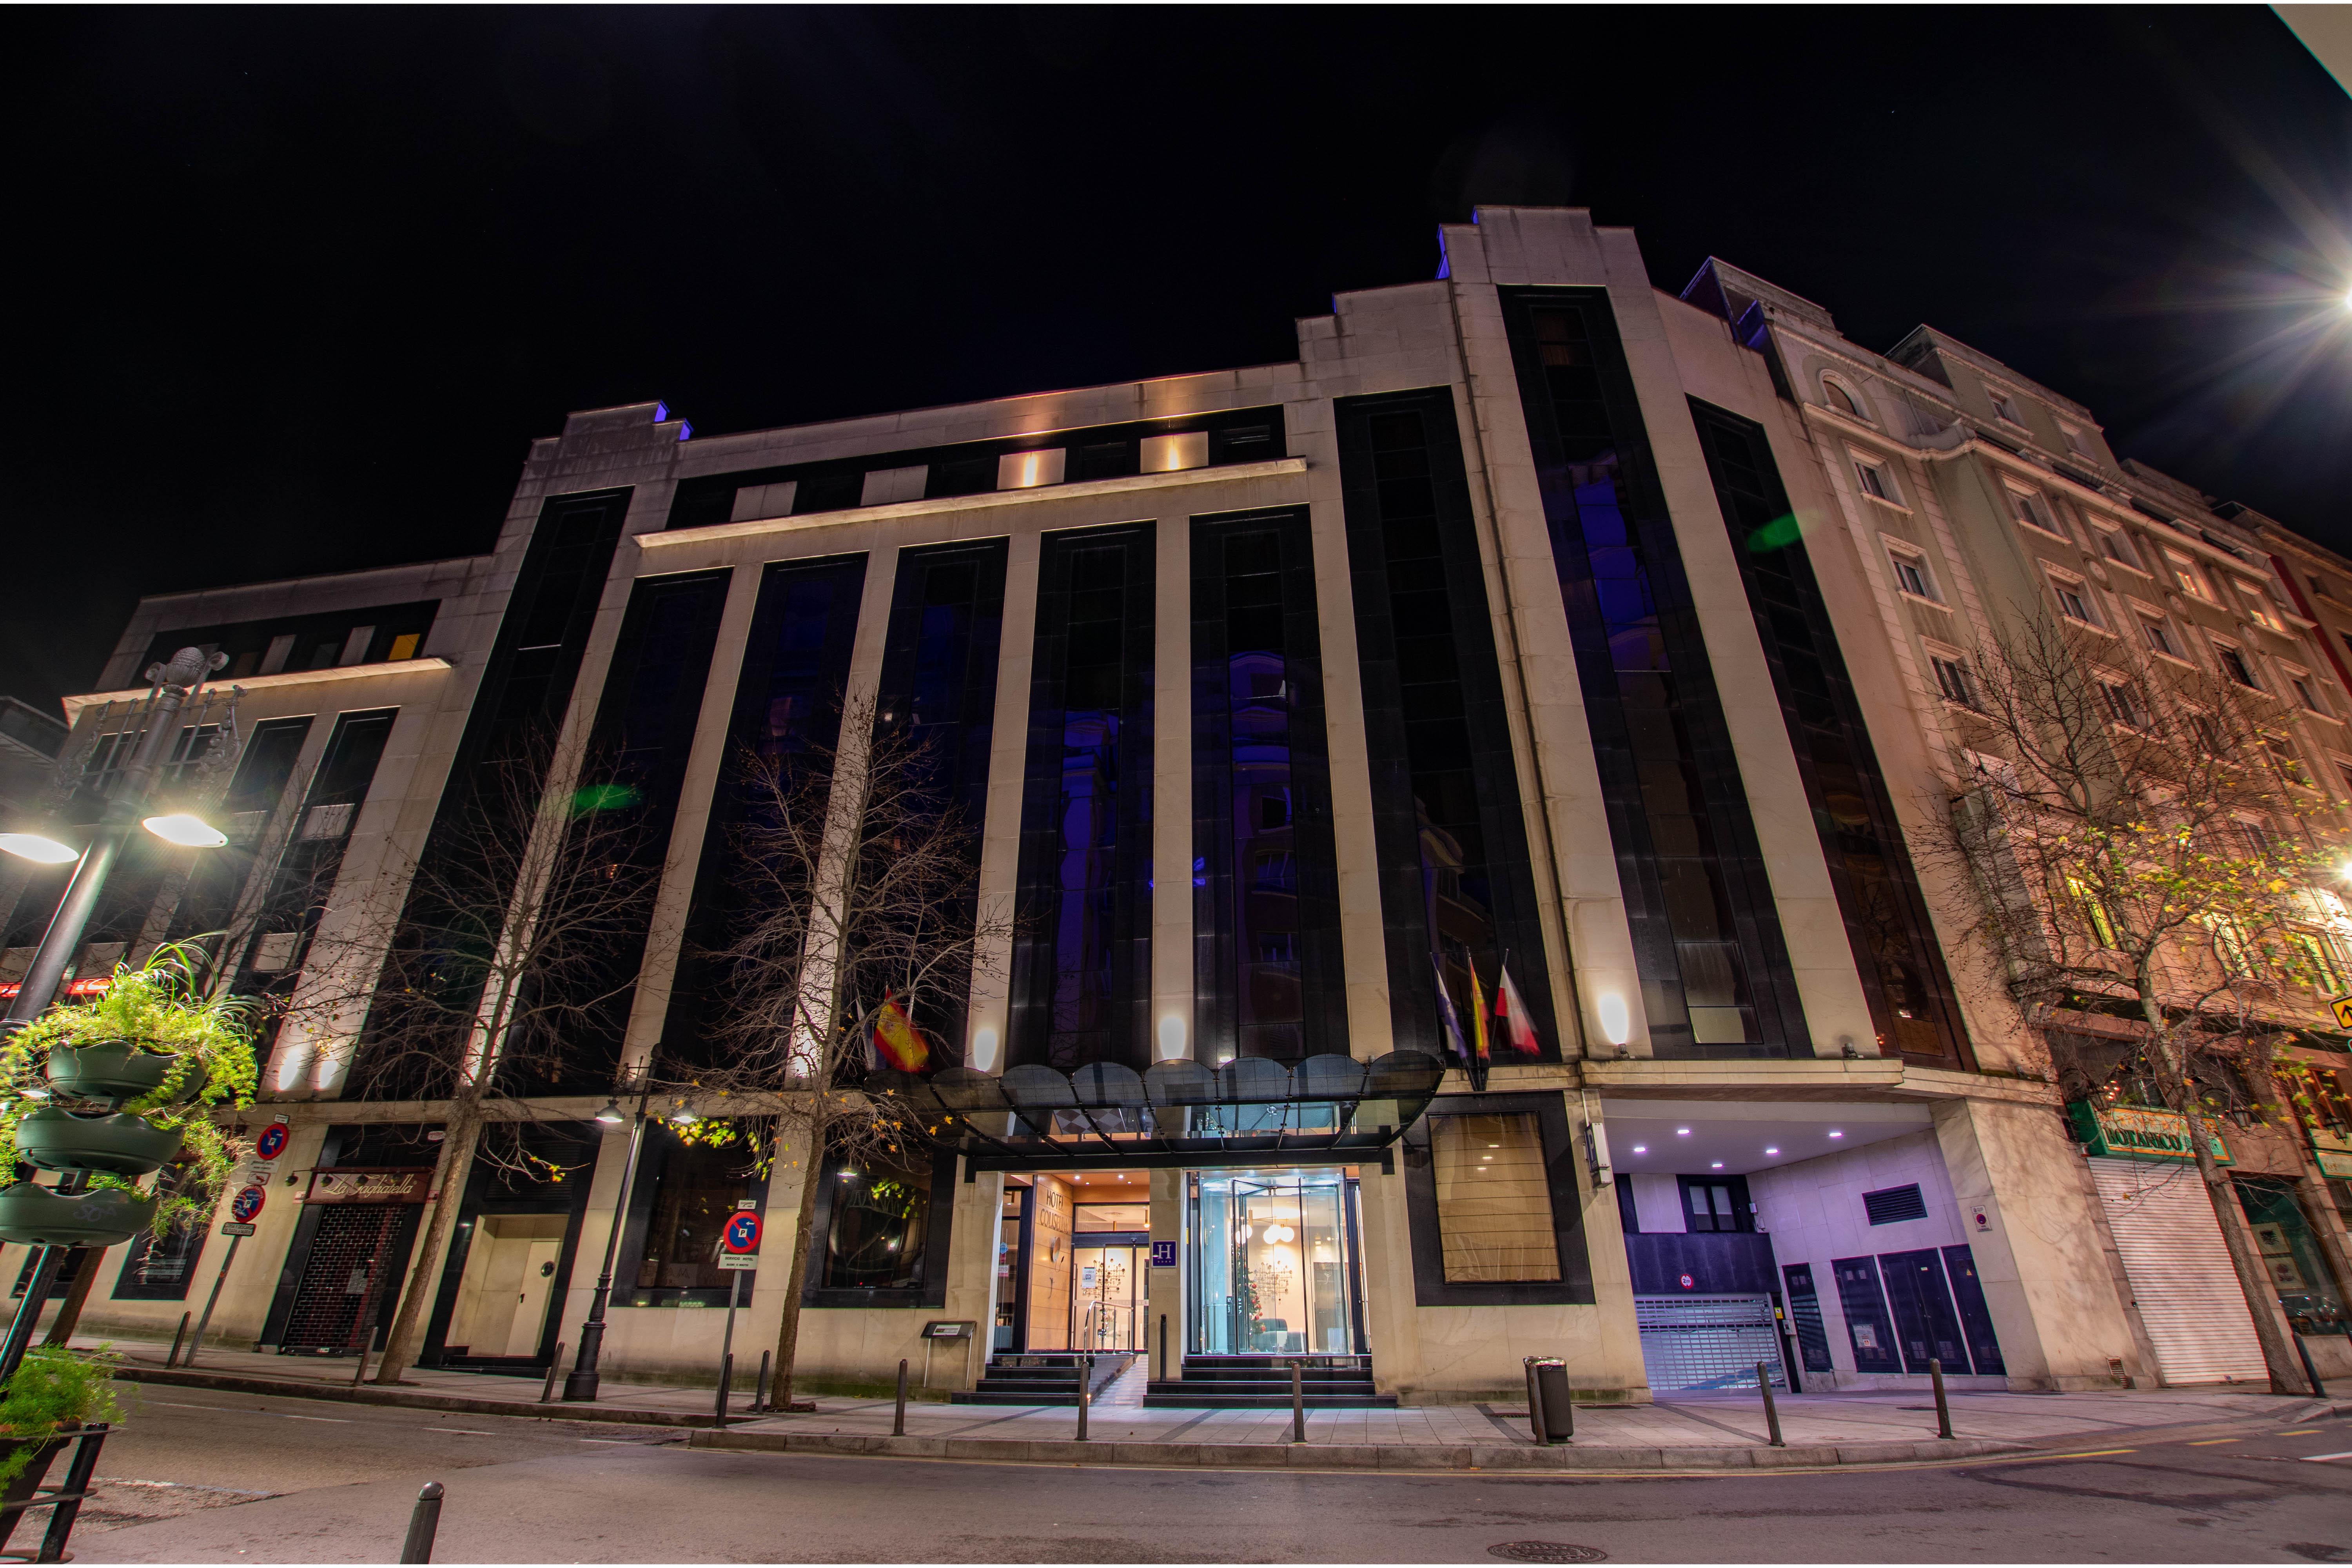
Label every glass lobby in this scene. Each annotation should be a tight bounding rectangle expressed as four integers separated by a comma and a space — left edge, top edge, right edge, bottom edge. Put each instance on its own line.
1191, 1169, 1362, 1354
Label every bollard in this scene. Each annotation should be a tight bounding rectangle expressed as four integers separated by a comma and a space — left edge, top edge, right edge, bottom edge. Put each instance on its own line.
1929, 1357, 1953, 1439
541, 1344, 565, 1404
1756, 1362, 1784, 1447
399, 1481, 443, 1564
165, 1311, 191, 1370
1158, 1314, 1168, 1385
1075, 1352, 1091, 1441
894, 1358, 909, 1437
2294, 1332, 2328, 1399
1290, 1361, 1305, 1444
753, 1350, 771, 1413
353, 1343, 373, 1388
713, 1353, 733, 1426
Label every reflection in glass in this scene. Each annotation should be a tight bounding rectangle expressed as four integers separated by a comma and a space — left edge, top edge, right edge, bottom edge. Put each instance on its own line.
1191, 1170, 1358, 1354
1070, 1243, 1144, 1349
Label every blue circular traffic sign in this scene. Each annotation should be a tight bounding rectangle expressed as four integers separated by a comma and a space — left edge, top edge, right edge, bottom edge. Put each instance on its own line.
255, 1123, 290, 1161
230, 1186, 267, 1224
722, 1212, 761, 1253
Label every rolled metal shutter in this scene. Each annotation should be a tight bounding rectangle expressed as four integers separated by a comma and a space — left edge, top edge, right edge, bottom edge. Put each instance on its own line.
1635, 1295, 1788, 1391
2089, 1156, 2267, 1386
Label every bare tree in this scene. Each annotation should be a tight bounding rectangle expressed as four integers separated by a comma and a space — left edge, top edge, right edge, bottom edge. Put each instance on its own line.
691, 696, 1009, 1410
286, 730, 662, 1385
1923, 612, 2348, 1392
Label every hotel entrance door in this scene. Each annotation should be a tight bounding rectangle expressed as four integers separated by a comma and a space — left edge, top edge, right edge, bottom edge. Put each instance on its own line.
1071, 1242, 1144, 1350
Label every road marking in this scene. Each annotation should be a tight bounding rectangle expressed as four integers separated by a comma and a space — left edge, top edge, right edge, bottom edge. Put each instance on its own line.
2045, 1448, 2136, 1458
2280, 1428, 2321, 1436
578, 1438, 647, 1444
2299, 1450, 2352, 1463
258, 1412, 349, 1423
2186, 1438, 2237, 1446
425, 1428, 497, 1436
146, 1401, 234, 1410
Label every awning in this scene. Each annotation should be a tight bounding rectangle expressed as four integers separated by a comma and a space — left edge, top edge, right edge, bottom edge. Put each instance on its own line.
869, 1051, 1446, 1171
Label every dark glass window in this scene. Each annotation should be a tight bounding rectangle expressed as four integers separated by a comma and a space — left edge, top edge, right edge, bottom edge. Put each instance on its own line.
1782, 1262, 1835, 1373
112, 1210, 206, 1300
793, 471, 866, 515
1336, 390, 1556, 1063
1501, 290, 1803, 1058
1010, 526, 1154, 1070
1831, 1254, 1902, 1372
660, 556, 868, 1067
168, 715, 315, 944
241, 708, 398, 992
1688, 400, 1969, 1067
1679, 1174, 1752, 1233
870, 541, 1009, 1062
616, 1126, 766, 1308
1877, 1247, 1971, 1373
1068, 441, 1138, 483
819, 1147, 934, 1290
1192, 509, 1343, 1063
926, 456, 996, 499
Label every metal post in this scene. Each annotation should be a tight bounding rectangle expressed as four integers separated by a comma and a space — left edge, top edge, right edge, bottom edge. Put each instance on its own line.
716, 1268, 743, 1412
2294, 1332, 2327, 1399
0, 1169, 89, 1385
1290, 1361, 1305, 1443
893, 1358, 909, 1437
4, 649, 213, 1032
398, 1481, 444, 1564
1756, 1361, 1784, 1447
165, 1311, 191, 1369
540, 1344, 564, 1404
182, 1231, 242, 1370
564, 1084, 651, 1402
713, 1354, 733, 1427
352, 1342, 372, 1387
1929, 1357, 1953, 1439
1074, 1352, 1090, 1441
752, 1350, 769, 1413
1157, 1313, 1167, 1384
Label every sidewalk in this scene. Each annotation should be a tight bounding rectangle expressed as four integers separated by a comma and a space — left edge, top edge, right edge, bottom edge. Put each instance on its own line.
80, 1332, 2343, 1472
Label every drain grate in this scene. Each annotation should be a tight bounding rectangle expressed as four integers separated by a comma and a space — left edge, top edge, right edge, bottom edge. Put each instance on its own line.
1488, 1544, 1608, 1563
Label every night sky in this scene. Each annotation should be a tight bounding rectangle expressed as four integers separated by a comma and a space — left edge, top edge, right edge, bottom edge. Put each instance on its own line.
6, 7, 2347, 715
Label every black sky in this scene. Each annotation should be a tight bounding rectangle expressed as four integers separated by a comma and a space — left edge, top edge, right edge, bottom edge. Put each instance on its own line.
6, 6, 2348, 715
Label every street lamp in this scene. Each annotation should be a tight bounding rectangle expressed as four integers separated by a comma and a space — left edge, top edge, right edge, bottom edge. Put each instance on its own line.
4, 648, 231, 1032
563, 1074, 653, 1402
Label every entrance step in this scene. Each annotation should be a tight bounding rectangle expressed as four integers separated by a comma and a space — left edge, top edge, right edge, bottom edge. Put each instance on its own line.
1143, 1353, 1396, 1409
953, 1351, 1136, 1406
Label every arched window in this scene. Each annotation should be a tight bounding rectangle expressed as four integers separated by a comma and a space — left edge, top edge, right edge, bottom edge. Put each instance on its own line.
1824, 379, 1864, 419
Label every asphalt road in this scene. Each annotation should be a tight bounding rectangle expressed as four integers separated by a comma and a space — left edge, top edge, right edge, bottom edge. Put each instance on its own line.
61, 1387, 2352, 1564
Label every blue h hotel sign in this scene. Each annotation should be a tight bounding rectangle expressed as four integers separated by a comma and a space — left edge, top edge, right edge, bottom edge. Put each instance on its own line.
1149, 1240, 1178, 1268
2068, 1101, 2233, 1165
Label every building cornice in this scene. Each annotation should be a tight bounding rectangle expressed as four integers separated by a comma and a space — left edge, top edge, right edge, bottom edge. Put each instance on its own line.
62, 657, 453, 722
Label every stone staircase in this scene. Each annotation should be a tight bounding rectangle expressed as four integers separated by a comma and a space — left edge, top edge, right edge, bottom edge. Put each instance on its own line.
953, 1351, 1137, 1406
1143, 1353, 1397, 1408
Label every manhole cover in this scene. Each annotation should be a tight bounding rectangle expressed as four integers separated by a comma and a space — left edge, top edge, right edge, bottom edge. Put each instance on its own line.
1488, 1544, 1608, 1564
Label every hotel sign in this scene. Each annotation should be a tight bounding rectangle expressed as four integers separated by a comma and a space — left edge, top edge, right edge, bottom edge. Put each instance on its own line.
2068, 1102, 2232, 1165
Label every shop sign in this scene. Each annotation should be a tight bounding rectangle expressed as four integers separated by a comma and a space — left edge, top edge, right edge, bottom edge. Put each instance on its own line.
2310, 1128, 2352, 1180
304, 1167, 435, 1205
2067, 1102, 2232, 1165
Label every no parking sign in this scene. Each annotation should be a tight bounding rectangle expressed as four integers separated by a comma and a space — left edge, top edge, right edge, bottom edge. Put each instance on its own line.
229, 1186, 267, 1224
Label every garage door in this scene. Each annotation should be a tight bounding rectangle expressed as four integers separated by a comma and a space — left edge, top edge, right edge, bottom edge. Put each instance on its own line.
1635, 1295, 1788, 1391
2089, 1156, 2267, 1386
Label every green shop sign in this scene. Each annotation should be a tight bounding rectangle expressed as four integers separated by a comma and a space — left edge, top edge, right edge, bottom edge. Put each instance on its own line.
2310, 1128, 2352, 1180
2068, 1102, 2233, 1165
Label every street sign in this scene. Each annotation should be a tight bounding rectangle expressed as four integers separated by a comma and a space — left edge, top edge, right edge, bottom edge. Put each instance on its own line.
229, 1186, 266, 1224
1149, 1240, 1177, 1268
717, 1252, 758, 1270
2331, 994, 2352, 1031
220, 1221, 256, 1237
722, 1212, 762, 1254
254, 1122, 291, 1161
922, 1320, 976, 1339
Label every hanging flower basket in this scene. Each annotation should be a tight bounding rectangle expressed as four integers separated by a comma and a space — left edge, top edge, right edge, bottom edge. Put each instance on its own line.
42, 1042, 178, 1102
0, 1185, 154, 1248
13, 1109, 182, 1177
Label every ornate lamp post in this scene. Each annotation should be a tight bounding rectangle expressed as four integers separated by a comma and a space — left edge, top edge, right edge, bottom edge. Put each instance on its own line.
562, 1076, 652, 1401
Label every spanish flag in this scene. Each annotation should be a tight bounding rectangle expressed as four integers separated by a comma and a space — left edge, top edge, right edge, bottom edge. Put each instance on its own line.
873, 989, 928, 1072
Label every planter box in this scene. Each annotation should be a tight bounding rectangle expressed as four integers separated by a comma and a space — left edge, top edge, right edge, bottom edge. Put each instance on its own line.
0, 1422, 109, 1561
15, 1109, 181, 1177
0, 1185, 154, 1248
44, 1043, 178, 1102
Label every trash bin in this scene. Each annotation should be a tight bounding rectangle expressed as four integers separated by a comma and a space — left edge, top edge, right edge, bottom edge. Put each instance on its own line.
1524, 1356, 1573, 1443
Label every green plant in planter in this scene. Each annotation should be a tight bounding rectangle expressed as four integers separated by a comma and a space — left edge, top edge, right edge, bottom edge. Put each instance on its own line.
0, 944, 260, 1239
0, 1348, 125, 1483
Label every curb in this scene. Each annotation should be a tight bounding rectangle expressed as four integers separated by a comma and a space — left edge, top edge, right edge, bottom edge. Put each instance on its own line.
680, 1426, 2029, 1472
114, 1365, 738, 1429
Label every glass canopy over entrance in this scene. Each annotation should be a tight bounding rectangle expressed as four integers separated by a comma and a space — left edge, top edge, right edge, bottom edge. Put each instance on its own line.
1191, 1168, 1364, 1355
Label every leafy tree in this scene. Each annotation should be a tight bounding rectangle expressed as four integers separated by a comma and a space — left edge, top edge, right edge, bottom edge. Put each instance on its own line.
1927, 613, 2349, 1392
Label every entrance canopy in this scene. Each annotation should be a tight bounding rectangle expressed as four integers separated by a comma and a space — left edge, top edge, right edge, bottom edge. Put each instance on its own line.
873, 1051, 1446, 1171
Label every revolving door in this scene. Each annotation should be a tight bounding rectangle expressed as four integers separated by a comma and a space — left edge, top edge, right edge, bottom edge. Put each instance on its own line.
1190, 1169, 1365, 1354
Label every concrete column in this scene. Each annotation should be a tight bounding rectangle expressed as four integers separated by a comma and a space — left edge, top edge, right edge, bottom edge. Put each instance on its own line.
1147, 1167, 1184, 1379
1153, 515, 1193, 1062
964, 533, 1043, 1074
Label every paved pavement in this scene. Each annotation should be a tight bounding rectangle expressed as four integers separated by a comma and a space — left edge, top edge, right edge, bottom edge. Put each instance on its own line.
62, 1386, 2352, 1563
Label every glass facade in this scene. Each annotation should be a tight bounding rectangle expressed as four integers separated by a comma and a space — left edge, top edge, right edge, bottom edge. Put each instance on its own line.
1192, 509, 1343, 1064
820, 1146, 934, 1292
1335, 390, 1555, 1065
1499, 289, 1803, 1058
1191, 1169, 1361, 1354
615, 1126, 768, 1308
1011, 525, 1155, 1071
1688, 399, 1969, 1067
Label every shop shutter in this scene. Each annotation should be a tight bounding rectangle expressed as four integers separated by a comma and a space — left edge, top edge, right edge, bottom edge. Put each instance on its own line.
2088, 1156, 2267, 1386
